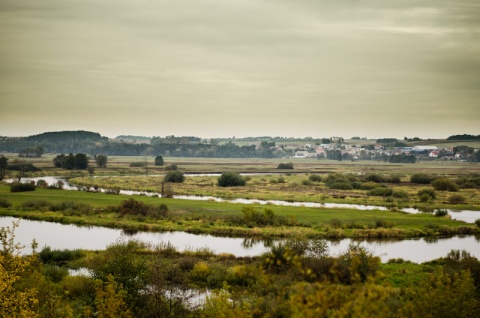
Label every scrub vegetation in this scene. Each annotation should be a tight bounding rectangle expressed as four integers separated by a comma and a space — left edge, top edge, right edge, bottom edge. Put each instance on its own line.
1, 155, 480, 316
1, 222, 480, 317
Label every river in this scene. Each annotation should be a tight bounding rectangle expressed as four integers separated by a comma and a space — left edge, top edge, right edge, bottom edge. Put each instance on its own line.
1, 217, 479, 263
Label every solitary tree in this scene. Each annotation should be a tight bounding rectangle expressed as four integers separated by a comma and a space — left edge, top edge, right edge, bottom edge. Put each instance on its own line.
164, 171, 185, 183
218, 172, 246, 187
0, 156, 8, 181
95, 155, 108, 168
154, 156, 164, 166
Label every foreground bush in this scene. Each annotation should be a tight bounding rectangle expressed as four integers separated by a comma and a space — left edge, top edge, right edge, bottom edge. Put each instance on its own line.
218, 172, 246, 187
418, 188, 436, 199
368, 187, 393, 197
164, 170, 185, 183
10, 182, 36, 192
277, 162, 294, 169
448, 194, 466, 204
0, 198, 11, 208
431, 178, 459, 192
308, 174, 322, 182
410, 173, 432, 184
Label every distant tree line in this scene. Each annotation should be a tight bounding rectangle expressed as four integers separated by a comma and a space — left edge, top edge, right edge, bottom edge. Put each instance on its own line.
18, 146, 44, 158
447, 134, 480, 141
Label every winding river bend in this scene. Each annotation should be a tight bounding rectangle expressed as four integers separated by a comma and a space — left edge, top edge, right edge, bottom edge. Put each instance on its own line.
2, 217, 479, 263
9, 176, 480, 223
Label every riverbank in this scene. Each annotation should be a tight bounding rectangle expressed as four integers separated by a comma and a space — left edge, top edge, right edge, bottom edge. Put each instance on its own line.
1, 185, 478, 239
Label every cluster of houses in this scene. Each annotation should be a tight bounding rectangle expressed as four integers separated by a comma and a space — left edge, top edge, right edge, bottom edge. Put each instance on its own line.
288, 144, 477, 161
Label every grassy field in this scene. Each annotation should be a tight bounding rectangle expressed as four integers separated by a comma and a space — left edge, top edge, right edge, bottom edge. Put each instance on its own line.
1, 184, 477, 239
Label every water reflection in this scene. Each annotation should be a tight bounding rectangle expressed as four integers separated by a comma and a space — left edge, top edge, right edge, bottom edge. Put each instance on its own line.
242, 237, 274, 248
2, 217, 479, 263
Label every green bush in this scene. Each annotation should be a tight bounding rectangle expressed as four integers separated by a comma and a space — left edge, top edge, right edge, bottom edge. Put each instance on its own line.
10, 182, 36, 192
277, 177, 286, 183
129, 162, 146, 167
410, 173, 432, 184
374, 219, 395, 228
351, 181, 362, 189
301, 179, 313, 186
448, 194, 466, 204
392, 190, 409, 198
475, 219, 480, 227
154, 155, 164, 166
218, 172, 246, 187
364, 173, 386, 183
419, 193, 432, 202
308, 174, 322, 182
418, 188, 436, 199
39, 247, 84, 265
329, 182, 353, 190
277, 163, 294, 169
386, 175, 401, 183
165, 164, 178, 170
36, 179, 48, 188
0, 198, 11, 208
325, 174, 351, 187
164, 170, 185, 183
368, 187, 393, 197
431, 178, 459, 192
360, 182, 383, 190
330, 218, 343, 229
434, 209, 448, 217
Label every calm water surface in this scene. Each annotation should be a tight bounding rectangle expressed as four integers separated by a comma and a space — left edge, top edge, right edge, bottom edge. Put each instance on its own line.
2, 217, 479, 263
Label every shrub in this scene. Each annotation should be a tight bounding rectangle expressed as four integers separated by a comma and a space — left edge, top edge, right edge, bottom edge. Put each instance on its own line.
419, 193, 431, 202
325, 174, 350, 187
10, 182, 36, 192
165, 164, 178, 170
36, 179, 48, 188
351, 181, 362, 189
277, 162, 294, 169
410, 173, 432, 184
330, 218, 343, 229
471, 177, 480, 187
154, 155, 164, 166
360, 182, 383, 190
277, 177, 286, 183
475, 219, 480, 227
434, 209, 448, 217
368, 187, 393, 197
22, 200, 50, 210
418, 188, 436, 199
301, 179, 313, 186
364, 174, 386, 183
218, 172, 246, 187
164, 170, 185, 183
448, 194, 466, 204
386, 175, 401, 183
431, 178, 459, 192
329, 182, 353, 190
392, 190, 409, 198
0, 198, 11, 208
129, 162, 145, 167
374, 219, 395, 228
308, 174, 322, 182
39, 247, 84, 265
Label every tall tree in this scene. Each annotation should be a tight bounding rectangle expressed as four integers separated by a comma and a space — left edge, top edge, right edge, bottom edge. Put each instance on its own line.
95, 155, 108, 168
0, 156, 8, 181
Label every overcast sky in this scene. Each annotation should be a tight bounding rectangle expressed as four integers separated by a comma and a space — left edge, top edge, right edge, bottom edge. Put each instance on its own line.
1, 0, 479, 139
